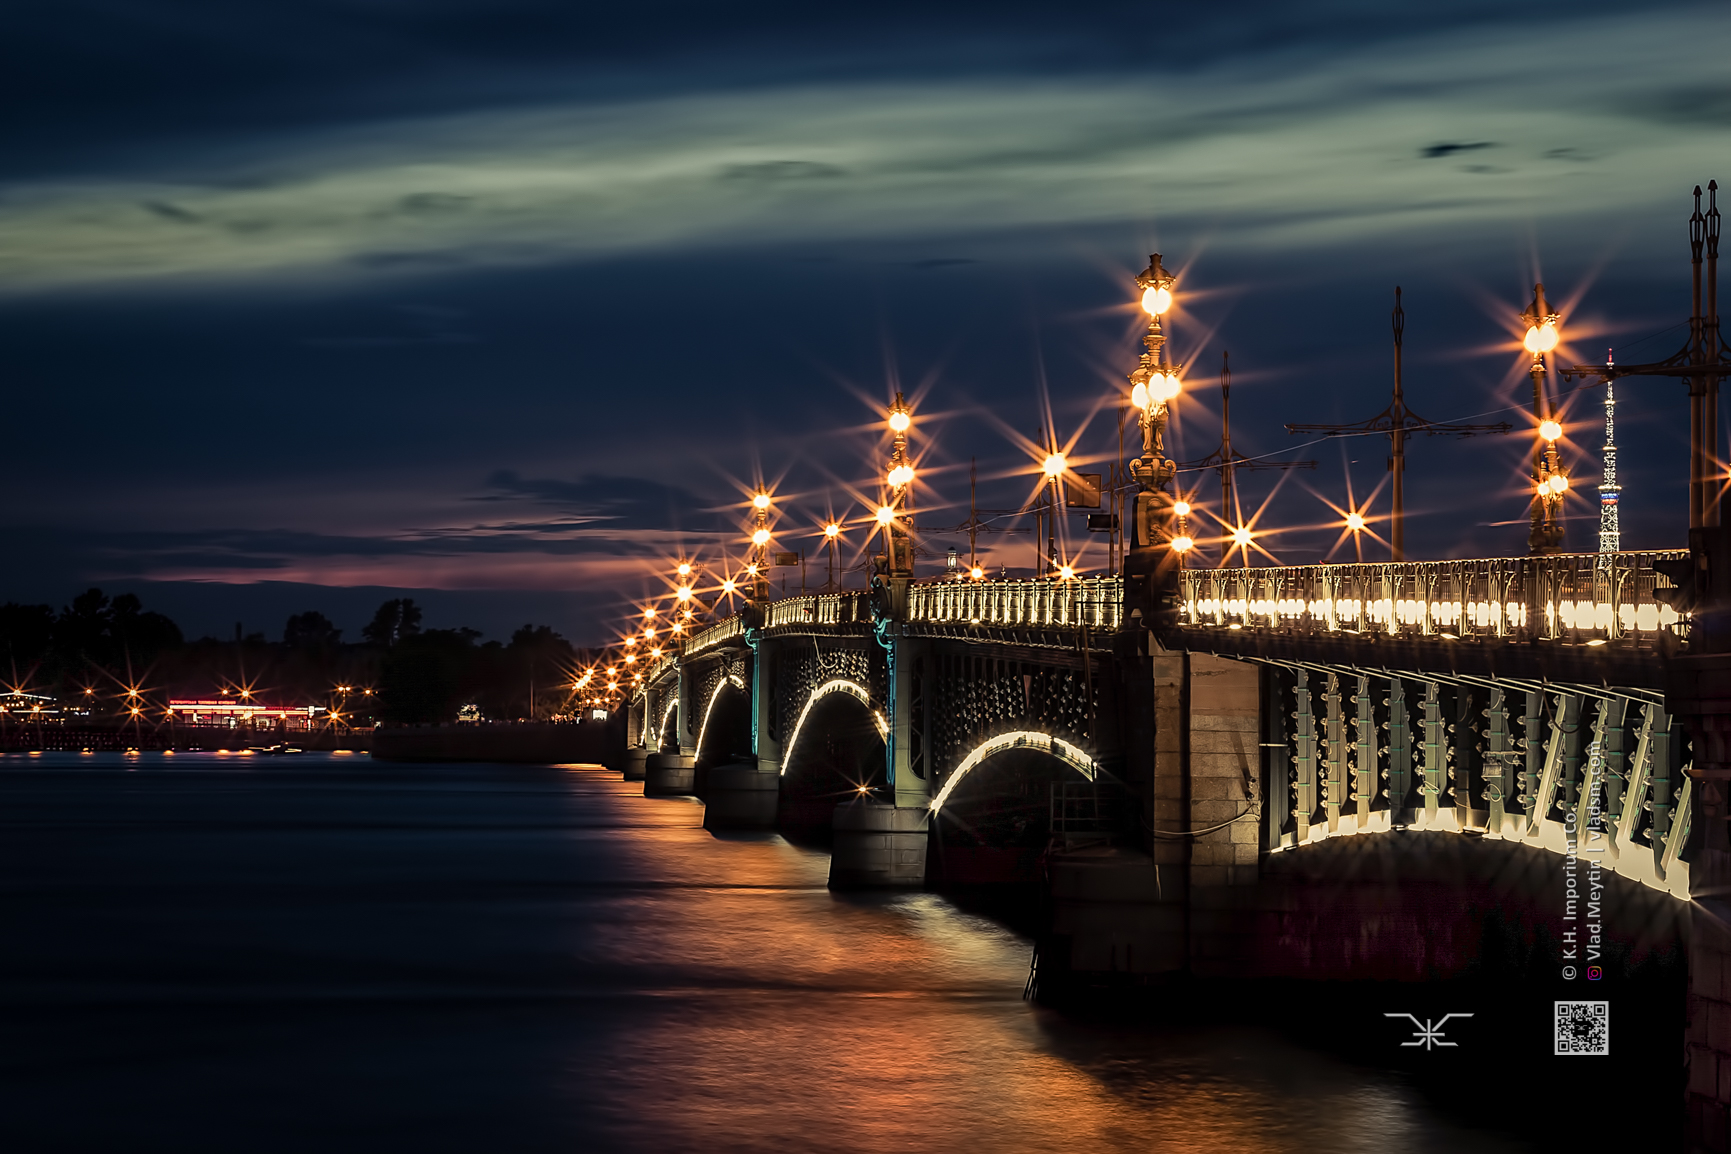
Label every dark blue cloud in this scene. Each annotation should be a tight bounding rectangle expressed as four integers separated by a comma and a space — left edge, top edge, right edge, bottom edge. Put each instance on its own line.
0, 0, 1720, 645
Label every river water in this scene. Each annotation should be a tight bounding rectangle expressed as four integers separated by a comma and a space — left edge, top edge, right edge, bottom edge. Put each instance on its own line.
1, 753, 1544, 1152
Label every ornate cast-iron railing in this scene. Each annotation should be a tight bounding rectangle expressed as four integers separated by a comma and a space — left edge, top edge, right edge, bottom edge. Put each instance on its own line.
1177, 551, 1688, 645
632, 577, 1121, 704
907, 576, 1122, 631
637, 553, 1684, 708
639, 652, 678, 688
761, 592, 872, 630
684, 615, 743, 654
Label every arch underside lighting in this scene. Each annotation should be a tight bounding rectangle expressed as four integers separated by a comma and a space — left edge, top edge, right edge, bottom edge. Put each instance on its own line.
780, 679, 888, 774
1275, 774, 1693, 900
694, 673, 749, 755
929, 730, 1097, 813
659, 697, 678, 742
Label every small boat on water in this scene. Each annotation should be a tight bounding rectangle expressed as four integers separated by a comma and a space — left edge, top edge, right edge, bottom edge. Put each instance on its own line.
248, 744, 304, 756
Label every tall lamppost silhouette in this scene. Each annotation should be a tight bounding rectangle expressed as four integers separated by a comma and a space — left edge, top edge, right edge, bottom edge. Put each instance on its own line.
748, 491, 772, 600
1521, 284, 1567, 555
1288, 288, 1509, 561
823, 521, 842, 591
1125, 254, 1185, 566
883, 393, 915, 576
1041, 442, 1067, 577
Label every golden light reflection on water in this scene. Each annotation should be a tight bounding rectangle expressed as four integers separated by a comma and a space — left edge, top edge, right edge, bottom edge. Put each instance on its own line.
559, 767, 1525, 1154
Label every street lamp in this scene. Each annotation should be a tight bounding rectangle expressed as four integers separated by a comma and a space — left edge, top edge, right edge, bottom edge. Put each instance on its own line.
882, 392, 915, 576
823, 520, 842, 591
1041, 448, 1067, 576
1126, 254, 1182, 561
1522, 282, 1566, 555
749, 491, 772, 598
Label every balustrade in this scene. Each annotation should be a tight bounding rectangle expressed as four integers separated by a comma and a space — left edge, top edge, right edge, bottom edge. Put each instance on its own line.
684, 615, 743, 653
1177, 551, 1688, 646
634, 556, 1688, 706
905, 576, 1122, 631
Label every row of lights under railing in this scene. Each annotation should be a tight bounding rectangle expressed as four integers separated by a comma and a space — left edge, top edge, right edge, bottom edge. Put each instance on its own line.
1183, 594, 1684, 639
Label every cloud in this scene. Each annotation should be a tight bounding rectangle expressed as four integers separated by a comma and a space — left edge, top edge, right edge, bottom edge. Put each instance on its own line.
1421, 142, 1495, 159
478, 470, 733, 529
50, 512, 731, 592
1, 8, 1726, 293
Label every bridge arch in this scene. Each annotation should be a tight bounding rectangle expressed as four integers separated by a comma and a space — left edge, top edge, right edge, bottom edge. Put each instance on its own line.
656, 695, 679, 750
776, 678, 888, 829
780, 678, 888, 774
694, 672, 750, 765
929, 730, 1097, 813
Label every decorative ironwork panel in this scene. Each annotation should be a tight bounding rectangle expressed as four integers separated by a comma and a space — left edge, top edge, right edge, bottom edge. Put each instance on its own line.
907, 576, 1122, 630
773, 643, 885, 742
924, 653, 1099, 781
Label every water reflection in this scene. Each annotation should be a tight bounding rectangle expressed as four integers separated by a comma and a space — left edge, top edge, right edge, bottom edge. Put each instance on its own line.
0, 755, 1527, 1152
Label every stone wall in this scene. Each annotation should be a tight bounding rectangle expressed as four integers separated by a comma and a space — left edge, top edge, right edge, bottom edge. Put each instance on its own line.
1185, 653, 1261, 888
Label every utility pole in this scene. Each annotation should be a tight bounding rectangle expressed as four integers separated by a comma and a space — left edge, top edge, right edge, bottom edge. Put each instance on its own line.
1181, 350, 1315, 565
1288, 288, 1511, 561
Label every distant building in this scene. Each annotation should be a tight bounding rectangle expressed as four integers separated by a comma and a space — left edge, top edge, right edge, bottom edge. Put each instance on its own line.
0, 691, 81, 721
167, 699, 327, 729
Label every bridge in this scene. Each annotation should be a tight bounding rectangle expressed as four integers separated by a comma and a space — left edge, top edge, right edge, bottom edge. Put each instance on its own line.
623, 550, 1695, 891
601, 196, 1731, 1147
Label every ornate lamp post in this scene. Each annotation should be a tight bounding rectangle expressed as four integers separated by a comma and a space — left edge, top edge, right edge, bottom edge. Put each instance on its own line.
1170, 498, 1194, 560
748, 492, 772, 599
1521, 283, 1567, 555
1041, 443, 1066, 577
883, 392, 915, 577
1126, 254, 1184, 563
822, 521, 842, 591
671, 559, 704, 636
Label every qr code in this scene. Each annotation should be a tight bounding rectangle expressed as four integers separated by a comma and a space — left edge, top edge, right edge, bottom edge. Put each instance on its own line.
1554, 1001, 1610, 1055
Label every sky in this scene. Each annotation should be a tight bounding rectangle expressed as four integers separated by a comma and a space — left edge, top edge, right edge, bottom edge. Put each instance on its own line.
4, 1, 1729, 646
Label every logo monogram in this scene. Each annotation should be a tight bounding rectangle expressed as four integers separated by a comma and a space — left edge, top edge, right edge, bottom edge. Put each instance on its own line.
1384, 1013, 1474, 1049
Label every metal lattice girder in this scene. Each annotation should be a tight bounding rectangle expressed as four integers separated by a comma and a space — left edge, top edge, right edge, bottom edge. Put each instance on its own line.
1324, 672, 1345, 833
1387, 676, 1412, 824
1576, 700, 1610, 843
1559, 695, 1587, 814
1599, 698, 1629, 832
1662, 775, 1693, 882
1483, 687, 1513, 834
1527, 693, 1576, 836
1522, 690, 1546, 821
1263, 665, 1294, 849
1421, 682, 1444, 823
1651, 710, 1676, 879
1353, 674, 1376, 817
1452, 685, 1481, 832
1292, 669, 1316, 843
1617, 705, 1658, 849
